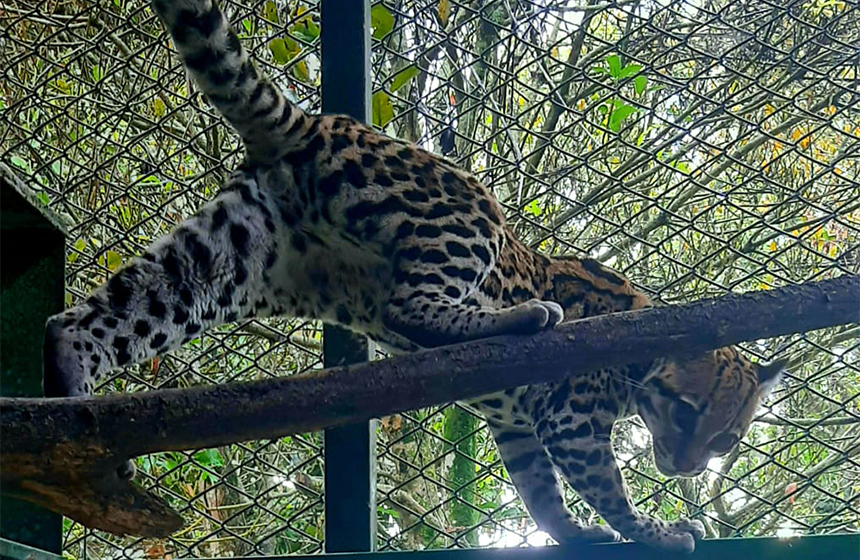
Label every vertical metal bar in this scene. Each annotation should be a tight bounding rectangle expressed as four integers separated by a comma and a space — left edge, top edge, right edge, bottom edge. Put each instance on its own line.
0, 176, 65, 554
320, 0, 376, 553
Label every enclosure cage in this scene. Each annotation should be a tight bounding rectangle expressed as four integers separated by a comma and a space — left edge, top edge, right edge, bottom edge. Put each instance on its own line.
1, 0, 858, 558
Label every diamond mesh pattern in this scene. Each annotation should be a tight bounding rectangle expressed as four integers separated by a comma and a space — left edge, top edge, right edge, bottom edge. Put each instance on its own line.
2, 0, 858, 556
368, 0, 858, 549
3, 0, 325, 556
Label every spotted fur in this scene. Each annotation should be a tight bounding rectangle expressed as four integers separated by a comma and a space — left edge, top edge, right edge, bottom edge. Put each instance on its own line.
42, 0, 784, 552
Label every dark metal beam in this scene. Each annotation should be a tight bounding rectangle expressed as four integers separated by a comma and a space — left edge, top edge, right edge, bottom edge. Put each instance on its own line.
190, 535, 860, 560
320, 0, 376, 553
0, 165, 64, 554
1, 537, 64, 560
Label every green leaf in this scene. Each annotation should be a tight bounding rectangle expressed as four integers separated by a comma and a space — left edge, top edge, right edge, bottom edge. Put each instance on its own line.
161, 453, 179, 471
53, 79, 71, 94
390, 64, 419, 92
292, 23, 319, 42
36, 192, 50, 206
372, 91, 394, 128
525, 199, 542, 217
292, 14, 320, 42
606, 55, 622, 78
194, 449, 224, 468
106, 250, 122, 271
68, 238, 86, 263
597, 104, 609, 115
91, 64, 103, 83
609, 104, 638, 132
378, 505, 400, 519
634, 75, 647, 96
591, 66, 608, 75
608, 107, 636, 133
269, 38, 290, 64
371, 4, 395, 39
617, 63, 642, 79
262, 0, 278, 23
10, 155, 29, 171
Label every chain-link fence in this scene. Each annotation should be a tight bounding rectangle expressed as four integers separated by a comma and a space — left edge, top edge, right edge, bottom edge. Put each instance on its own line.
2, 0, 858, 557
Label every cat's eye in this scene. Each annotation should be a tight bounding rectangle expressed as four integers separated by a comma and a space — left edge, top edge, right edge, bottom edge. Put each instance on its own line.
671, 400, 699, 432
708, 433, 740, 454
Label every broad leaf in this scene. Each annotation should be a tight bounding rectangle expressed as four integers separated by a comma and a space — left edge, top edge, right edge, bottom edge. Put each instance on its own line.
606, 55, 622, 78
106, 250, 123, 271
618, 63, 642, 79
262, 0, 278, 23
269, 38, 290, 64
609, 104, 638, 132
372, 91, 394, 127
194, 449, 224, 468
371, 4, 394, 39
390, 65, 419, 92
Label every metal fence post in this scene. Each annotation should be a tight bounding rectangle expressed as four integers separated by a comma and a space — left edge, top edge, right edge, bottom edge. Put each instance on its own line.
0, 167, 66, 555
320, 0, 377, 553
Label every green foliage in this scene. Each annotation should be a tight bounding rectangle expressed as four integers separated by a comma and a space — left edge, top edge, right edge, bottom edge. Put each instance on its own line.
269, 38, 293, 64
262, 0, 278, 23
592, 54, 647, 133
525, 199, 542, 216
373, 91, 394, 127
442, 407, 480, 545
10, 155, 29, 172
291, 13, 320, 42
371, 4, 395, 39
390, 65, 419, 92
3, 0, 856, 555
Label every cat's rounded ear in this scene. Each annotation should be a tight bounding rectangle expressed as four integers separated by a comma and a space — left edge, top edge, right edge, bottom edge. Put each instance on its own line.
757, 358, 787, 395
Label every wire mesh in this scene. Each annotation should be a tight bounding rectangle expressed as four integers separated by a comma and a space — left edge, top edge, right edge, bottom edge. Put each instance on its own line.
3, 0, 325, 556
2, 0, 859, 557
369, 0, 859, 548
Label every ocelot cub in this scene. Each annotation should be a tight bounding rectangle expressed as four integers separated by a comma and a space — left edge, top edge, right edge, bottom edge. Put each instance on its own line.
43, 0, 784, 552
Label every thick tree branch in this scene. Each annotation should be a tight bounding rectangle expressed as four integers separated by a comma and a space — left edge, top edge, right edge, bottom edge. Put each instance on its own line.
0, 276, 857, 537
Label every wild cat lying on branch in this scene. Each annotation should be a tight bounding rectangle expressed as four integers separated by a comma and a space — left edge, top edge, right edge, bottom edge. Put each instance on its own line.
32, 0, 859, 551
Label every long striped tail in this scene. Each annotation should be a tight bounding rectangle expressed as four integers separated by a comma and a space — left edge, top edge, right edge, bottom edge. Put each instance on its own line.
151, 0, 308, 162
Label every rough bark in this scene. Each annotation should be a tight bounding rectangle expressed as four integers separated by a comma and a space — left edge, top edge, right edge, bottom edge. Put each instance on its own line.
0, 275, 857, 537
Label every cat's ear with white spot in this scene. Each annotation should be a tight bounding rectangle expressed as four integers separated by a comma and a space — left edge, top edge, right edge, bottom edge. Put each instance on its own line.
756, 358, 787, 396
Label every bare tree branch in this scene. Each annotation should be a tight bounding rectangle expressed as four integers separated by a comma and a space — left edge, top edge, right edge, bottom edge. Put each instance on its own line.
0, 275, 856, 537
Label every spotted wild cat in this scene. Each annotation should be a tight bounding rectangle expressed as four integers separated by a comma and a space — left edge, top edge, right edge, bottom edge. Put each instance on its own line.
43, 0, 784, 552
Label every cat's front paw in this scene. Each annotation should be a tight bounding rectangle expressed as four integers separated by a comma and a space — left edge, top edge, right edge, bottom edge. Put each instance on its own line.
643, 517, 704, 553
670, 518, 706, 541
548, 519, 620, 546
573, 524, 621, 544
524, 299, 564, 329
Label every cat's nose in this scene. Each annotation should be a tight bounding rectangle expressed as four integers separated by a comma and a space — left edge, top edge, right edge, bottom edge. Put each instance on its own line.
674, 456, 707, 477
